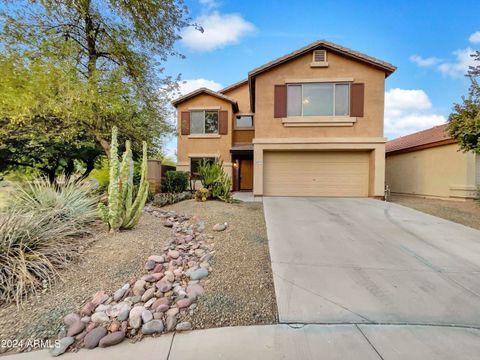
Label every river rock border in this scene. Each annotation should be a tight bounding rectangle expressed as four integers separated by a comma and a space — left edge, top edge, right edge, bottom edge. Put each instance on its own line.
51, 208, 215, 357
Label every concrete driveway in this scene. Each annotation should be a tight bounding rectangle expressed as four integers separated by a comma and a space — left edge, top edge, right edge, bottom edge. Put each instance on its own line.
263, 197, 480, 326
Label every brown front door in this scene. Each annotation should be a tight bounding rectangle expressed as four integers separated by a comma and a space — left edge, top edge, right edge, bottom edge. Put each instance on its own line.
240, 159, 253, 190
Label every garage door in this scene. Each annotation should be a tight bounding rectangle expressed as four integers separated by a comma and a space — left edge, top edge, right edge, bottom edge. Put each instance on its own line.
263, 151, 370, 197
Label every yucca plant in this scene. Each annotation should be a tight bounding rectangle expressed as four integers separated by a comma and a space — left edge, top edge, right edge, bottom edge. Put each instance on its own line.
98, 126, 149, 232
1, 179, 98, 304
10, 177, 98, 236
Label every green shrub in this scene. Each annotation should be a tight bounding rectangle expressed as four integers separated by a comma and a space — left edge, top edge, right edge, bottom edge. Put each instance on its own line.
198, 159, 233, 203
164, 171, 189, 193
152, 191, 192, 207
2, 178, 98, 304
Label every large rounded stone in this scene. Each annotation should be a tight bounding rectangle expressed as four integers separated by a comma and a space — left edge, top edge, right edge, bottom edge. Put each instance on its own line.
129, 315, 142, 329
148, 255, 165, 263
91, 291, 109, 306
141, 309, 153, 323
141, 320, 164, 335
156, 281, 172, 293
107, 302, 130, 318
50, 336, 74, 357
80, 302, 96, 316
84, 327, 107, 349
99, 331, 125, 348
67, 320, 86, 337
151, 297, 170, 311
141, 287, 156, 302
176, 321, 192, 331
167, 250, 180, 259
176, 298, 192, 309
63, 313, 80, 326
166, 316, 177, 332
91, 312, 109, 324
189, 268, 208, 281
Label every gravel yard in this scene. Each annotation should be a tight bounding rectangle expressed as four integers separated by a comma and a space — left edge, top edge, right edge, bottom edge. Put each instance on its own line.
389, 195, 480, 230
0, 199, 277, 354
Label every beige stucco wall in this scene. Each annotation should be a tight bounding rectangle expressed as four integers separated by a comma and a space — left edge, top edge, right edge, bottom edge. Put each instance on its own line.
252, 50, 387, 197
222, 82, 250, 114
175, 94, 233, 179
385, 144, 477, 199
254, 51, 386, 139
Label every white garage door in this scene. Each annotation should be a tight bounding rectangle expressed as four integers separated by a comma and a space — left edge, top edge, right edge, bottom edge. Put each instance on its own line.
263, 151, 370, 197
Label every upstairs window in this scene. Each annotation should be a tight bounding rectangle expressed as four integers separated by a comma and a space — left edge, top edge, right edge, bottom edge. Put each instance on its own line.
235, 115, 254, 128
190, 110, 219, 134
287, 83, 349, 117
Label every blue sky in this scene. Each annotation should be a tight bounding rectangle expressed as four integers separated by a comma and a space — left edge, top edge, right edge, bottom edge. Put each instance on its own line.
163, 0, 480, 157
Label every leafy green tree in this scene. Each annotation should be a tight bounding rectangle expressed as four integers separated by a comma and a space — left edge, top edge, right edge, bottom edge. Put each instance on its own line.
0, 0, 192, 159
447, 51, 480, 153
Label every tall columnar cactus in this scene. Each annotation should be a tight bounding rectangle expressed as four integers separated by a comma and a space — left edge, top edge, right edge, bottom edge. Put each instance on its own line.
98, 126, 149, 232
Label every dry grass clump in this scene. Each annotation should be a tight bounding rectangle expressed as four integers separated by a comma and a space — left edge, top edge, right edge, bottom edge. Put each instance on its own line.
0, 178, 98, 305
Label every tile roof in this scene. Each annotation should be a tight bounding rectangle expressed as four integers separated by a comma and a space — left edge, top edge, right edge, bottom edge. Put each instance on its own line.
386, 124, 454, 153
219, 79, 248, 93
171, 87, 238, 111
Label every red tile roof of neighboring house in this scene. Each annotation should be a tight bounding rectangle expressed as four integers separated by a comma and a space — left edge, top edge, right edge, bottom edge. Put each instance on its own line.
386, 124, 455, 154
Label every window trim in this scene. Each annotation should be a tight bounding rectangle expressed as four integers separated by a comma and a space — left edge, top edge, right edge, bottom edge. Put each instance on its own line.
234, 114, 254, 130
286, 82, 350, 117
189, 109, 220, 135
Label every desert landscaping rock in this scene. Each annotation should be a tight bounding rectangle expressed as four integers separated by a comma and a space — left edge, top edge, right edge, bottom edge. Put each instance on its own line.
141, 309, 153, 323
27, 207, 220, 356
80, 302, 96, 316
63, 313, 80, 326
190, 268, 209, 280
212, 223, 227, 231
50, 336, 74, 357
84, 326, 107, 349
176, 298, 192, 309
166, 315, 177, 331
176, 321, 192, 331
141, 287, 156, 302
156, 281, 172, 292
91, 312, 109, 324
113, 284, 130, 302
99, 331, 125, 347
91, 291, 109, 306
66, 320, 85, 336
148, 255, 165, 263
141, 320, 164, 335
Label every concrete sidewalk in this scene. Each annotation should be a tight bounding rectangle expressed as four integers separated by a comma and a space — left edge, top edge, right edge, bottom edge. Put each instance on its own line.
5, 324, 480, 360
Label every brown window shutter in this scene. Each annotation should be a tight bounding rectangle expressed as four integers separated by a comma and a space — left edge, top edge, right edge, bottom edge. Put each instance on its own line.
274, 85, 287, 118
181, 111, 190, 135
350, 83, 365, 117
219, 110, 228, 135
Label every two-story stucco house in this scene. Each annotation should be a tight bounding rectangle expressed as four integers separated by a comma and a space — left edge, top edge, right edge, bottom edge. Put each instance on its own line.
172, 40, 396, 198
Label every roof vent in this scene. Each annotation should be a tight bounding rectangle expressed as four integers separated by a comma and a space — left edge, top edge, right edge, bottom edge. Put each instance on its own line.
313, 49, 326, 62
311, 50, 328, 67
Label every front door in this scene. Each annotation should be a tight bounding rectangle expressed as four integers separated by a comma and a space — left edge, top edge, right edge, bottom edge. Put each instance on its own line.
240, 159, 253, 190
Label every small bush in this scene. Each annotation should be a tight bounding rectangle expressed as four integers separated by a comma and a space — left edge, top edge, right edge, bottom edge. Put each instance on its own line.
152, 191, 192, 207
198, 159, 233, 203
195, 188, 209, 202
0, 178, 98, 304
164, 171, 189, 193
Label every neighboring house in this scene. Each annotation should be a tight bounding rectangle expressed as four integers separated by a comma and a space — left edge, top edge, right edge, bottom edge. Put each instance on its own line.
172, 40, 396, 198
385, 124, 480, 199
